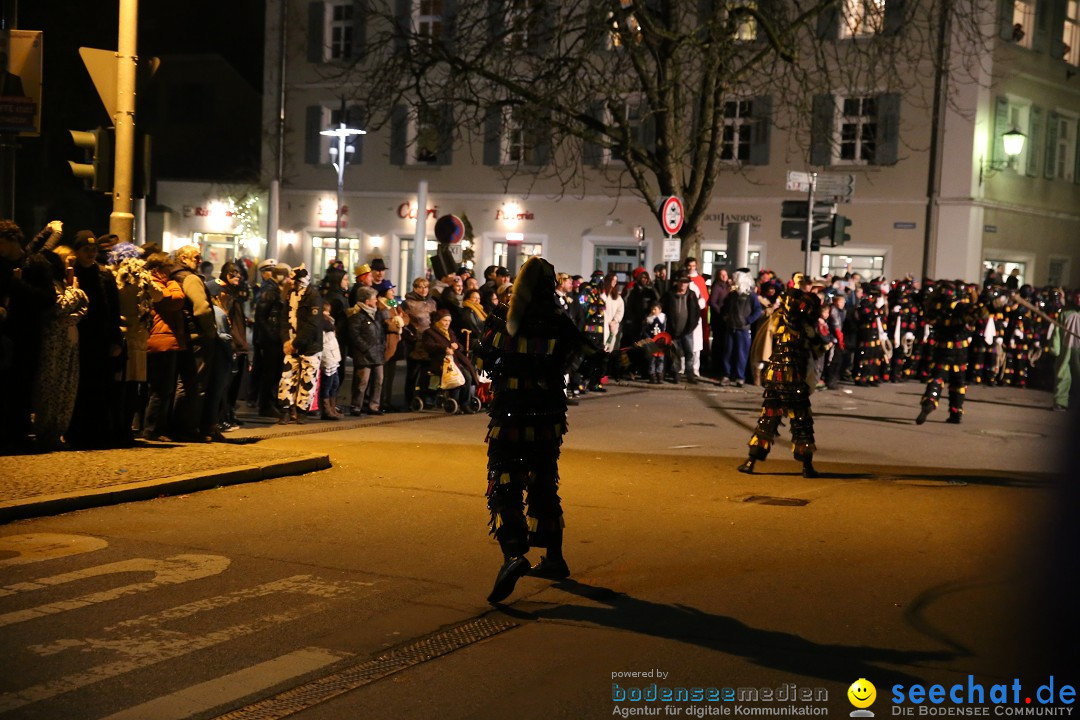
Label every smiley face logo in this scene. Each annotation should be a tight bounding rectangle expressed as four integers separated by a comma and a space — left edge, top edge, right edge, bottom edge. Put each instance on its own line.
848, 679, 877, 709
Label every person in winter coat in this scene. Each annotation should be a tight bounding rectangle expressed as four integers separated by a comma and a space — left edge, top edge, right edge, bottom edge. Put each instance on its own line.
170, 244, 221, 441
347, 285, 387, 415
661, 273, 701, 383
318, 301, 344, 420
142, 253, 187, 440
254, 264, 288, 416
602, 273, 626, 378
422, 308, 476, 410
378, 285, 407, 412
211, 261, 251, 428
108, 243, 156, 439
320, 260, 350, 392
277, 265, 323, 423
720, 269, 762, 387
458, 287, 487, 356
402, 277, 437, 407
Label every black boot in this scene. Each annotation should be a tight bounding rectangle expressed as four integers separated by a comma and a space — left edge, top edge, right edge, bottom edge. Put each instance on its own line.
487, 556, 531, 604
946, 411, 962, 424
737, 458, 755, 474
530, 527, 570, 579
915, 404, 932, 425
802, 455, 819, 478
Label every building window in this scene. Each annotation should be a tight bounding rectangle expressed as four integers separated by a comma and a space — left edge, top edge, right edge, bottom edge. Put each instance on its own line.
721, 100, 754, 162
493, 240, 543, 275
505, 0, 544, 51
1053, 115, 1077, 182
416, 0, 443, 42
410, 105, 442, 165
1011, 0, 1035, 48
840, 0, 885, 37
1065, 0, 1080, 65
312, 236, 362, 277
1005, 100, 1031, 171
728, 0, 758, 40
820, 253, 884, 280
837, 96, 877, 164
327, 2, 354, 60
501, 107, 538, 165
608, 0, 641, 48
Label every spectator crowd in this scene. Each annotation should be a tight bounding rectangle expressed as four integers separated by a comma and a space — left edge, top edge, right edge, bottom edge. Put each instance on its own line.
1, 216, 1077, 454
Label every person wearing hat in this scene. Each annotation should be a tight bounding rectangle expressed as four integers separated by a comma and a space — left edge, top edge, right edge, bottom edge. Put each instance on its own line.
278, 265, 323, 423
737, 273, 826, 478
347, 263, 373, 306
369, 257, 389, 288
252, 263, 289, 417
475, 256, 597, 603
346, 284, 387, 416
576, 270, 607, 392
661, 272, 700, 383
653, 263, 670, 297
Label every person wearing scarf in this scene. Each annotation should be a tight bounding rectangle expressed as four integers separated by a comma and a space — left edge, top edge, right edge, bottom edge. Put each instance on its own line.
277, 265, 322, 423
421, 308, 476, 410
474, 256, 596, 604
458, 288, 487, 355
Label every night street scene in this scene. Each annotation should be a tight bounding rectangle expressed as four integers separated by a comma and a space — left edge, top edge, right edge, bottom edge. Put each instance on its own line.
1, 0, 1079, 718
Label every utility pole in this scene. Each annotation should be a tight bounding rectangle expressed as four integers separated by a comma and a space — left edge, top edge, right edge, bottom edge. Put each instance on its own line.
110, 0, 138, 243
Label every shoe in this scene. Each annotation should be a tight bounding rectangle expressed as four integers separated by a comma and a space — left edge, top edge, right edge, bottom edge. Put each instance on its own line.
206, 430, 229, 443
685, 375, 697, 384
350, 407, 365, 417
720, 377, 731, 387
1052, 404, 1068, 412
589, 385, 607, 393
734, 379, 744, 388
220, 422, 238, 432
529, 555, 570, 579
946, 413, 961, 424
802, 459, 819, 478
915, 407, 931, 425
737, 459, 755, 474
294, 408, 306, 424
487, 556, 531, 604
276, 409, 293, 425
565, 396, 580, 406
365, 407, 386, 415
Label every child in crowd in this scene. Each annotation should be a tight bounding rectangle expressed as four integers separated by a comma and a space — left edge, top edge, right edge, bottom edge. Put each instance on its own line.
319, 301, 344, 419
643, 301, 667, 385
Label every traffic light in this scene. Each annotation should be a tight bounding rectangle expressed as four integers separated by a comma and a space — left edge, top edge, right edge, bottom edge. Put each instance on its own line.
781, 200, 835, 219
781, 200, 835, 242
800, 237, 821, 252
68, 126, 113, 192
831, 215, 852, 246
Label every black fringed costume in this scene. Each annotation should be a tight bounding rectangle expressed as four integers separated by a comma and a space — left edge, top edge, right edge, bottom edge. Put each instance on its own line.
741, 282, 825, 476
476, 258, 594, 567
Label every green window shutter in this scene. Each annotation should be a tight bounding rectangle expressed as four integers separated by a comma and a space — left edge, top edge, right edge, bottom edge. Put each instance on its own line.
875, 92, 902, 166
308, 2, 326, 63
817, 3, 840, 39
390, 105, 407, 166
305, 105, 324, 165
998, 0, 1015, 39
1026, 105, 1042, 176
882, 0, 905, 36
1033, 0, 1051, 52
1044, 112, 1059, 179
748, 95, 772, 166
810, 94, 835, 166
437, 104, 454, 166
1050, 0, 1068, 58
533, 116, 552, 166
483, 107, 502, 166
992, 96, 1009, 164
583, 101, 605, 166
394, 0, 411, 55
443, 0, 458, 56
536, 0, 556, 56
347, 105, 365, 164
1074, 121, 1080, 183
352, 1, 368, 59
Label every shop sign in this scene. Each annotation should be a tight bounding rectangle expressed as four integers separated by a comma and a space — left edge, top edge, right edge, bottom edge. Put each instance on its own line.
495, 208, 534, 221
704, 212, 762, 230
184, 205, 236, 218
398, 202, 439, 220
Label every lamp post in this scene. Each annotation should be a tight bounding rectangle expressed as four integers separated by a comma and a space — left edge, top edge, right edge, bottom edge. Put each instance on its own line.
980, 128, 1026, 185
319, 100, 366, 262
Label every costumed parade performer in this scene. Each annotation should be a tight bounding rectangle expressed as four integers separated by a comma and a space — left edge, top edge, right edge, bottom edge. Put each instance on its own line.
915, 281, 1002, 425
737, 273, 826, 478
476, 257, 596, 604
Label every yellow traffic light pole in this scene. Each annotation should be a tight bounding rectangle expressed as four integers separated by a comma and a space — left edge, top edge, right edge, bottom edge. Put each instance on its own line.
110, 0, 137, 244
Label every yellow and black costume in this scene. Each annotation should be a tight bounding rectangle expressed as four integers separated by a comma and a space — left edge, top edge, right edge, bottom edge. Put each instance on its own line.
915, 281, 995, 425
476, 257, 594, 603
738, 279, 825, 478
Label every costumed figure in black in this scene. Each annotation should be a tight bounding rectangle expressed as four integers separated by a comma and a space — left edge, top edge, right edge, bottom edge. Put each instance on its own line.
967, 281, 1003, 385
915, 282, 1002, 425
476, 257, 595, 604
887, 278, 918, 381
737, 274, 826, 478
852, 281, 887, 385
1001, 285, 1035, 388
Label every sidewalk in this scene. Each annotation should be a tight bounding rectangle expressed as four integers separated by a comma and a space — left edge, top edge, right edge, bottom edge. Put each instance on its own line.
0, 441, 330, 524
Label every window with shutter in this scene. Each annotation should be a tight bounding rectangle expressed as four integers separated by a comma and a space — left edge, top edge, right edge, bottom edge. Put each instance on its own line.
504, 0, 547, 51
837, 96, 877, 164
839, 0, 885, 37
720, 99, 754, 162
1053, 115, 1077, 181
1065, 0, 1080, 64
328, 2, 354, 60
1011, 0, 1036, 48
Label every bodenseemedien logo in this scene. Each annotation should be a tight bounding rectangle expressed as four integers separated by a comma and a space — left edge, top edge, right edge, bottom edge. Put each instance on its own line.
849, 678, 877, 717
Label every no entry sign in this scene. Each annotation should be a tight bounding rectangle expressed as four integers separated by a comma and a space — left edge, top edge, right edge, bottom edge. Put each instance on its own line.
660, 196, 684, 236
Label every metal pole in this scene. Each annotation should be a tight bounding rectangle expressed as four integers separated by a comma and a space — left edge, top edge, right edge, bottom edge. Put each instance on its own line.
110, 0, 138, 243
334, 130, 346, 262
412, 179, 428, 284
804, 172, 816, 278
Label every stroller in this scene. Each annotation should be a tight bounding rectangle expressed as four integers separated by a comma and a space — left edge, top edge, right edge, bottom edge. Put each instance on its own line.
410, 361, 483, 414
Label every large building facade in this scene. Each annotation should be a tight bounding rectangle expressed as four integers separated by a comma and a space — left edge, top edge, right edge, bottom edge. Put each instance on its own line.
243, 0, 1079, 288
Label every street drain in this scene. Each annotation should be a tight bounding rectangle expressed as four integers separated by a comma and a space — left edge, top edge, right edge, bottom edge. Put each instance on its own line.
214, 616, 518, 720
742, 495, 810, 507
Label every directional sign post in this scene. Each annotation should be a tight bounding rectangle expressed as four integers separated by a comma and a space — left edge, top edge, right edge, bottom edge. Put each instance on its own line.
659, 195, 684, 273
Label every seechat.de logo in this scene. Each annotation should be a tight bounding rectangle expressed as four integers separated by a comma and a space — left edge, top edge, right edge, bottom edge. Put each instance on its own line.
849, 679, 878, 718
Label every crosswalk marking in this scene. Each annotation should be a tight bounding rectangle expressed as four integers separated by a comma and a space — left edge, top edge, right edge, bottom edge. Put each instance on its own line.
0, 533, 108, 566
0, 554, 231, 627
99, 647, 353, 720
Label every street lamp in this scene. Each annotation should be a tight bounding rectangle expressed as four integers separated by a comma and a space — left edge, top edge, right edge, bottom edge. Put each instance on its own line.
980, 128, 1026, 184
319, 100, 366, 262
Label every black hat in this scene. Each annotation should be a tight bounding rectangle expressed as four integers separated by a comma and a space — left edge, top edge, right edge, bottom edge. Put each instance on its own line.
72, 230, 97, 250
370, 257, 387, 272
653, 263, 666, 273
495, 266, 511, 277
674, 273, 691, 283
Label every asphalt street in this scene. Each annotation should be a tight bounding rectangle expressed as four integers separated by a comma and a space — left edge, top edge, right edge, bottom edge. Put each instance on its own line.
0, 381, 1075, 720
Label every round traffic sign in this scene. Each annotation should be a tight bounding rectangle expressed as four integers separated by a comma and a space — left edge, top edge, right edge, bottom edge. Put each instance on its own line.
434, 214, 465, 244
660, 196, 684, 236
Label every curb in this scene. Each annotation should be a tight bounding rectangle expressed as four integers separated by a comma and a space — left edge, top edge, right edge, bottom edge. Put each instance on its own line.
0, 453, 332, 524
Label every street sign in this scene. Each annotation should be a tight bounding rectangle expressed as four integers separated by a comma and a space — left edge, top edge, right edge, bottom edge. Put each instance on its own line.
0, 30, 43, 135
659, 196, 684, 236
79, 47, 160, 119
786, 170, 811, 192
814, 173, 855, 199
662, 238, 680, 262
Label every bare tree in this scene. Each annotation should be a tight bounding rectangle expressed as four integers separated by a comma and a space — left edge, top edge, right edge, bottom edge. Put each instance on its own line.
317, 0, 994, 257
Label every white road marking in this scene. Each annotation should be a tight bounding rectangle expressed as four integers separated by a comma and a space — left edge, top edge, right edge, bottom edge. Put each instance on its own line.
0, 555, 231, 627
0, 534, 108, 566
1, 575, 376, 713
667, 444, 702, 449
98, 646, 353, 720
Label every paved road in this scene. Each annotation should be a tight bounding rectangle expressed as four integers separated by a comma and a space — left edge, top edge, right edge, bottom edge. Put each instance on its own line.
0, 382, 1074, 719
